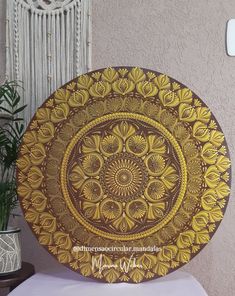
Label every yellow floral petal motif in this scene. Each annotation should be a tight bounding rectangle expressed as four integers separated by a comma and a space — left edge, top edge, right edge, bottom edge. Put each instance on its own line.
176, 230, 195, 249
54, 89, 71, 104
103, 268, 120, 283
176, 88, 193, 104
112, 214, 135, 232
215, 155, 231, 172
118, 68, 128, 77
82, 153, 104, 176
153, 261, 170, 276
146, 71, 156, 80
23, 131, 38, 147
87, 101, 105, 117
78, 262, 92, 276
209, 130, 224, 147
54, 231, 72, 250
112, 78, 135, 95
40, 212, 57, 233
215, 181, 230, 199
100, 199, 122, 220
16, 155, 31, 173
159, 89, 180, 107
101, 67, 119, 83
143, 101, 160, 119
192, 211, 209, 231
68, 89, 89, 107
153, 74, 171, 90
82, 179, 103, 202
25, 208, 40, 224
83, 201, 101, 220
201, 189, 217, 210
128, 67, 146, 83
39, 231, 53, 246
126, 135, 148, 157
31, 190, 47, 212
158, 245, 178, 261
160, 110, 177, 129
27, 166, 43, 189
173, 123, 190, 141
124, 97, 141, 112
137, 254, 157, 270
106, 97, 123, 112
89, 81, 111, 98
126, 199, 148, 219
145, 180, 166, 201
179, 103, 197, 122
204, 165, 220, 188
145, 153, 166, 176
147, 135, 166, 154
201, 143, 218, 164
92, 72, 101, 81
66, 82, 76, 91
136, 81, 158, 98
192, 121, 210, 142
113, 121, 136, 141
195, 229, 210, 244
176, 249, 191, 263
160, 165, 178, 190
51, 103, 69, 123
188, 177, 202, 194
36, 107, 51, 124
71, 111, 87, 126
208, 205, 223, 223
17, 181, 32, 199
57, 250, 72, 264
30, 143, 46, 165
147, 202, 165, 220
38, 122, 55, 143
183, 140, 198, 158
82, 135, 101, 153
196, 107, 211, 123
129, 268, 145, 283
187, 159, 202, 176
69, 165, 86, 189
77, 74, 94, 89
100, 135, 123, 156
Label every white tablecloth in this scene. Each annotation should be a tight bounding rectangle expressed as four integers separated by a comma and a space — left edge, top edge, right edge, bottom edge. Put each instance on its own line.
8, 265, 208, 296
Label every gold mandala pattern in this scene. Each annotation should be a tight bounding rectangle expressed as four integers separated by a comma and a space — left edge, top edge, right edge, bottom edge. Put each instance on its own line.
100, 152, 147, 202
16, 67, 231, 283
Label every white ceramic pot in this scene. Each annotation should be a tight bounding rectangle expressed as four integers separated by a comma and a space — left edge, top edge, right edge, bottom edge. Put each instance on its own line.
0, 228, 21, 275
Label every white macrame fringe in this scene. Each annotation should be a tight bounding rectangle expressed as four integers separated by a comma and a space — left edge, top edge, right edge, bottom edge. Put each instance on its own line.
6, 0, 91, 124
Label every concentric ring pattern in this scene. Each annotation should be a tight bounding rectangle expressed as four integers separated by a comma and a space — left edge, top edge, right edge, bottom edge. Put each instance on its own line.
16, 67, 231, 283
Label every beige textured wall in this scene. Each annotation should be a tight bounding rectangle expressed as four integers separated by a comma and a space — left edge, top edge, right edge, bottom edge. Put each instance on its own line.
0, 1, 235, 295
91, 1, 235, 295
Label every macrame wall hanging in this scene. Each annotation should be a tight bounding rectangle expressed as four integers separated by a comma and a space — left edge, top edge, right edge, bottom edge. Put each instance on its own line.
6, 0, 91, 124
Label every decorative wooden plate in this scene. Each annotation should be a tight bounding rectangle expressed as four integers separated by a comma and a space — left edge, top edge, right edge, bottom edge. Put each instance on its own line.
16, 67, 231, 283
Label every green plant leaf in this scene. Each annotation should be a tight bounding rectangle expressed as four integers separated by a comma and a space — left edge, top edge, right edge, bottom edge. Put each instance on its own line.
0, 106, 12, 114
13, 105, 27, 115
12, 95, 21, 107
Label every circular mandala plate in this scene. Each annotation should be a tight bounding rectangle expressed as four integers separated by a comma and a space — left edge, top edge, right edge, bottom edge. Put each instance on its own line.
17, 67, 231, 283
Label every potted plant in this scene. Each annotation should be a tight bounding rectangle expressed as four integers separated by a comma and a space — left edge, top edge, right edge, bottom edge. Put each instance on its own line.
0, 81, 26, 274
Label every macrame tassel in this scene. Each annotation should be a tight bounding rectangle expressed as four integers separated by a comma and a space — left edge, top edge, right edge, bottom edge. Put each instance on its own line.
6, 0, 91, 124
61, 10, 66, 84
56, 11, 61, 87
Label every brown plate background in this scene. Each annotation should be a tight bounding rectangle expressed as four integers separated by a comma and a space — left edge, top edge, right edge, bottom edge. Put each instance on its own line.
16, 67, 231, 283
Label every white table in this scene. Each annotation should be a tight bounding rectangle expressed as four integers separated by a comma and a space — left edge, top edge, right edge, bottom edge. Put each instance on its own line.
8, 265, 208, 296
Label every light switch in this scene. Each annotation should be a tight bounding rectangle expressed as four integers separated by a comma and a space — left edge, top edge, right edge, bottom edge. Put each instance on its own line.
227, 19, 235, 56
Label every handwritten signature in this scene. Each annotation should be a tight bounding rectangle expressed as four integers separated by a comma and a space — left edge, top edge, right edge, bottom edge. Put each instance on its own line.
92, 254, 143, 274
